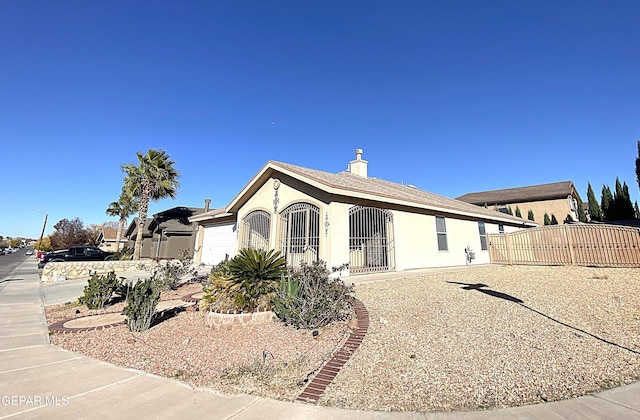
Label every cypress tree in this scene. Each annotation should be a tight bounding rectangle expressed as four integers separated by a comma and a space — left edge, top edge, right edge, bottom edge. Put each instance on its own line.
544, 213, 551, 225
506, 206, 513, 216
636, 140, 640, 193
601, 185, 613, 220
587, 183, 603, 221
578, 203, 587, 222
635, 201, 640, 219
606, 178, 635, 220
515, 206, 522, 218
611, 177, 624, 220
621, 181, 635, 219
527, 209, 535, 221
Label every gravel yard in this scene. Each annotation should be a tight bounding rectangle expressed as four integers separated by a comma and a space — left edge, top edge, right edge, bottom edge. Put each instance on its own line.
321, 265, 640, 412
46, 283, 351, 401
46, 265, 640, 413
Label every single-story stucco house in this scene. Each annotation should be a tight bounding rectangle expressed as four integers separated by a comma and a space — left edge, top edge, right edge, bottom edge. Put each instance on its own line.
190, 149, 537, 275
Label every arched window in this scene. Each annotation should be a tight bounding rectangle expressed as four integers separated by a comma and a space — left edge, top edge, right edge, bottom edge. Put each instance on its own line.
239, 210, 271, 250
278, 203, 320, 268
349, 206, 395, 274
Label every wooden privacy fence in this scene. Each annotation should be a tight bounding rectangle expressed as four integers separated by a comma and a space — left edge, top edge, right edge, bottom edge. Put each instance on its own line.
488, 224, 640, 267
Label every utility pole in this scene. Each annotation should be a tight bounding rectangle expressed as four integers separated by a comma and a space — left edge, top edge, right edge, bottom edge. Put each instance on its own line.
36, 213, 48, 252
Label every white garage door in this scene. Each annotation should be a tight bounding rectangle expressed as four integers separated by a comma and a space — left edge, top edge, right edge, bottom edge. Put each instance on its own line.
201, 223, 237, 265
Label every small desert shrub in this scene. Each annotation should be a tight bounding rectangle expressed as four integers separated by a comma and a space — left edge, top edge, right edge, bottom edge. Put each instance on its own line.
111, 246, 134, 261
200, 257, 232, 311
154, 250, 196, 290
200, 271, 238, 312
210, 255, 231, 276
79, 271, 121, 310
123, 276, 162, 332
272, 260, 355, 329
223, 350, 310, 391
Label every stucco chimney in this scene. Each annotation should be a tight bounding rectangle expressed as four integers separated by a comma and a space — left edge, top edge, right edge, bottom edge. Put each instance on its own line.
348, 148, 368, 177
204, 198, 211, 212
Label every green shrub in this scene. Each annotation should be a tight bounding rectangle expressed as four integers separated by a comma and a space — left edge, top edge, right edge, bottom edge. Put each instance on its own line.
154, 250, 196, 290
79, 271, 120, 310
226, 248, 286, 311
210, 255, 231, 276
200, 271, 238, 312
111, 246, 134, 261
272, 260, 354, 329
123, 276, 162, 332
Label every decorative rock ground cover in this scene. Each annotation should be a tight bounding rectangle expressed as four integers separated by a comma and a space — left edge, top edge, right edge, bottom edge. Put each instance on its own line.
45, 265, 640, 413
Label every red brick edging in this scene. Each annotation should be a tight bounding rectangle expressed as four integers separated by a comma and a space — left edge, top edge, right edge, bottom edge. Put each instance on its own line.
296, 299, 369, 404
181, 292, 202, 303
48, 313, 126, 333
48, 298, 192, 333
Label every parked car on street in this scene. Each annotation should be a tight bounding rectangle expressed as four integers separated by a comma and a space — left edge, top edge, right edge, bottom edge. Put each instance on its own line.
38, 246, 114, 268
25, 249, 34, 256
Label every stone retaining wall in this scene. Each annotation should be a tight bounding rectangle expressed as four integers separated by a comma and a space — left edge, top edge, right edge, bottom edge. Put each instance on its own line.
204, 309, 275, 329
40, 260, 157, 283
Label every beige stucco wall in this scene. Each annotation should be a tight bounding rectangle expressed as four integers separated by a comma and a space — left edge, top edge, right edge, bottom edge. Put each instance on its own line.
391, 212, 501, 269
229, 175, 533, 274
236, 176, 330, 255
501, 197, 578, 225
99, 240, 127, 252
326, 202, 351, 269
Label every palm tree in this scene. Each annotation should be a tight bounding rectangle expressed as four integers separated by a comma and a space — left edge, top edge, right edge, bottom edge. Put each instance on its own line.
105, 191, 138, 251
121, 149, 180, 260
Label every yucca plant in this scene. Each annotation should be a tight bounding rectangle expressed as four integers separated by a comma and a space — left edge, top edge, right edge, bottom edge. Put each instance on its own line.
226, 248, 287, 311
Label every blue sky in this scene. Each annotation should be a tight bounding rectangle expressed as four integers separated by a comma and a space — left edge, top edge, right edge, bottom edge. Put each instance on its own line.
1, 1, 639, 239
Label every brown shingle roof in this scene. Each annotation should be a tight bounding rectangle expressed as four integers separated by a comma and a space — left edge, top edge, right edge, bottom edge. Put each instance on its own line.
456, 181, 576, 205
267, 161, 533, 225
100, 227, 118, 241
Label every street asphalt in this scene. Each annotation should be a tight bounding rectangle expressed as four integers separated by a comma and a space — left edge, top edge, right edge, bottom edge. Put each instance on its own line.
1, 259, 640, 419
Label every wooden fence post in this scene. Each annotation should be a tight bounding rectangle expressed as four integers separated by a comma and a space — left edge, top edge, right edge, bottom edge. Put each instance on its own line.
564, 224, 575, 265
506, 232, 513, 265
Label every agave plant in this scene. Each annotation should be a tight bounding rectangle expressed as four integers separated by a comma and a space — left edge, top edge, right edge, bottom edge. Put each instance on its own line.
226, 248, 287, 311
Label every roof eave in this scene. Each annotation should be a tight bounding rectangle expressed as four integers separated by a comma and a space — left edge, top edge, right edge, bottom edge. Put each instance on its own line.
189, 211, 234, 223
225, 161, 536, 227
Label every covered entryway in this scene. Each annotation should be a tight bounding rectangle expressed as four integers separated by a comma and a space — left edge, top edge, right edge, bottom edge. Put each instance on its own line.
278, 202, 320, 268
349, 206, 395, 274
200, 222, 237, 265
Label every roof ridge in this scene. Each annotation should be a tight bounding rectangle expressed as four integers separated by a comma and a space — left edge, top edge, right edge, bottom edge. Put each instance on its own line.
268, 161, 531, 224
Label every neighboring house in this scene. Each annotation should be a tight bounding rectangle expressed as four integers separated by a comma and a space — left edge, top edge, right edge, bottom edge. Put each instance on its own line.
97, 226, 127, 252
125, 207, 205, 260
190, 149, 537, 274
456, 181, 585, 225
125, 218, 154, 258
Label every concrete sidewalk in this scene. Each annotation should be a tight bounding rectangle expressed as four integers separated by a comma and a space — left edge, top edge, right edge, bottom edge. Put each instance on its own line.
1, 260, 640, 419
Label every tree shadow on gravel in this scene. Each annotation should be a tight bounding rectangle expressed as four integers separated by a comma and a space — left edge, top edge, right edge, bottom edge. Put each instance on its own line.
446, 281, 640, 356
446, 281, 523, 303
149, 306, 188, 328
